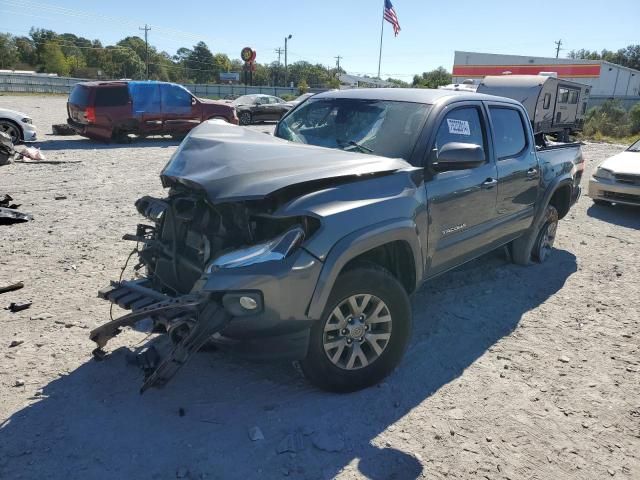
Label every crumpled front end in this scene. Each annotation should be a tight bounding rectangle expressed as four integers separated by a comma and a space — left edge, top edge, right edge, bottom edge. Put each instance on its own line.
92, 188, 324, 392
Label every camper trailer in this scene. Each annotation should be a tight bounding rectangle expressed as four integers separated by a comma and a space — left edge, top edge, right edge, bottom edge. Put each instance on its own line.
476, 75, 590, 140
440, 75, 590, 140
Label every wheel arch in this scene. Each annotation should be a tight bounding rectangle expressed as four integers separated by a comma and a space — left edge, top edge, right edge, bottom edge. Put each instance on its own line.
306, 219, 423, 320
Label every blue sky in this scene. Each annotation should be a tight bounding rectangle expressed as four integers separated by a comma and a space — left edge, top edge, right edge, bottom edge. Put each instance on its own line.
1, 0, 637, 80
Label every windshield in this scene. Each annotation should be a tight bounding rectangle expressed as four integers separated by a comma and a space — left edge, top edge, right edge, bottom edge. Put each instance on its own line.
628, 139, 640, 152
233, 95, 258, 106
275, 98, 431, 160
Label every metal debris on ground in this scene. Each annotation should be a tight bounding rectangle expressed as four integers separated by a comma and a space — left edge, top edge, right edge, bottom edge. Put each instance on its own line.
0, 193, 33, 225
5, 302, 32, 313
0, 281, 24, 295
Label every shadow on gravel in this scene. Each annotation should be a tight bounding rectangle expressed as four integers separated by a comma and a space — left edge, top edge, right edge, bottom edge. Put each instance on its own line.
587, 203, 640, 229
37, 137, 182, 151
0, 249, 577, 479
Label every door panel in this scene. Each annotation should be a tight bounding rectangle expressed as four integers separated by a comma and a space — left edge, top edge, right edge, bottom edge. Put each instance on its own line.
488, 105, 538, 232
130, 83, 163, 134
161, 84, 199, 134
425, 104, 499, 275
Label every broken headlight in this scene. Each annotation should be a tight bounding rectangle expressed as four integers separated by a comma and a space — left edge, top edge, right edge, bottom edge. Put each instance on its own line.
208, 226, 305, 271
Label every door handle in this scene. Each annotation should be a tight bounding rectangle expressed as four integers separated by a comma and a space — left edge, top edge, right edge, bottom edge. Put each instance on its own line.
481, 178, 498, 189
527, 167, 538, 177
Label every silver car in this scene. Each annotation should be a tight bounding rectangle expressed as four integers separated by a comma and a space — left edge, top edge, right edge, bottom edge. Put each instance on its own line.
589, 139, 640, 207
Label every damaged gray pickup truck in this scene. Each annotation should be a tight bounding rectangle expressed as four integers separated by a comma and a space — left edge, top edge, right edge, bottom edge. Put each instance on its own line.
92, 88, 582, 393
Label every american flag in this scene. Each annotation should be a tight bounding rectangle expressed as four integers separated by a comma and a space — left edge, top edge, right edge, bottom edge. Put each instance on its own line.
383, 0, 401, 36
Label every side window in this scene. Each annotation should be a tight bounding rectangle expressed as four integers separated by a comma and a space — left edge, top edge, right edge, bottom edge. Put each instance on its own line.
568, 90, 579, 104
557, 88, 569, 104
434, 106, 486, 153
161, 84, 192, 113
130, 83, 161, 115
94, 87, 129, 107
489, 107, 528, 159
543, 93, 551, 109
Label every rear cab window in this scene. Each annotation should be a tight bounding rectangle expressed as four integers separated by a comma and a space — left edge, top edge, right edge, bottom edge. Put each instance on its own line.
94, 86, 129, 107
489, 107, 528, 159
69, 85, 90, 106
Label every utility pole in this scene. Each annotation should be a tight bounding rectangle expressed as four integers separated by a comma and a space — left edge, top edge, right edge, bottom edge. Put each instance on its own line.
284, 34, 292, 88
139, 24, 151, 79
274, 47, 283, 86
554, 39, 563, 59
335, 55, 342, 71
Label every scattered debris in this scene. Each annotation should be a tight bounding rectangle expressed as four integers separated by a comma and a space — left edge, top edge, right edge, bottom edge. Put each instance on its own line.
0, 131, 14, 166
558, 356, 571, 363
0, 281, 24, 295
13, 379, 25, 387
248, 426, 265, 441
276, 432, 305, 454
52, 123, 76, 135
9, 339, 24, 348
0, 193, 33, 225
16, 146, 46, 161
5, 301, 32, 313
29, 312, 52, 320
54, 194, 67, 200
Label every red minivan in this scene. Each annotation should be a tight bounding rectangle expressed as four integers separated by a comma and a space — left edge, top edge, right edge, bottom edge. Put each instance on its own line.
67, 81, 238, 141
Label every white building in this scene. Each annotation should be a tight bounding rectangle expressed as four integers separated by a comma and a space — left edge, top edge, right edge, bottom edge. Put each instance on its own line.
452, 51, 640, 108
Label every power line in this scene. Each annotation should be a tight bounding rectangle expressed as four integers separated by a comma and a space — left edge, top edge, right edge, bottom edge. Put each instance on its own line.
335, 55, 342, 70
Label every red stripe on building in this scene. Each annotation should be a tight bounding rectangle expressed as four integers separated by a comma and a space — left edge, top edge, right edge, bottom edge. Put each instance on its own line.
452, 64, 601, 78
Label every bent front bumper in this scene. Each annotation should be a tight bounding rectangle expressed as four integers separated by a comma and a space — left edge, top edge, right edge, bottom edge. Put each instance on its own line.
92, 281, 230, 392
588, 177, 640, 206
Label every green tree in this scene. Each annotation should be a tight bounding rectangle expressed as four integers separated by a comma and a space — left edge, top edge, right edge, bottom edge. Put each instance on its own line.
568, 44, 640, 71
105, 46, 144, 79
412, 67, 451, 88
187, 41, 215, 83
14, 36, 36, 66
298, 79, 309, 94
42, 41, 70, 75
0, 33, 19, 69
386, 77, 410, 87
30, 27, 57, 64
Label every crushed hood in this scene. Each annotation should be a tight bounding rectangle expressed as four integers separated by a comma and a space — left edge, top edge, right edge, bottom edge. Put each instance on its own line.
161, 121, 411, 203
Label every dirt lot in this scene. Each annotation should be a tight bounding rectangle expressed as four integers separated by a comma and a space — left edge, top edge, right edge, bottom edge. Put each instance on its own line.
0, 94, 638, 480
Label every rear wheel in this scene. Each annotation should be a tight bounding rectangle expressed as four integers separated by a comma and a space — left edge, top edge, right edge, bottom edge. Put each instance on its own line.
239, 112, 252, 126
511, 204, 559, 265
0, 120, 22, 144
300, 264, 412, 392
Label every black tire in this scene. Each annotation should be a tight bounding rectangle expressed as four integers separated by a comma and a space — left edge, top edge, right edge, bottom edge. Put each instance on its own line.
511, 204, 559, 265
531, 205, 559, 263
593, 199, 610, 206
0, 119, 23, 144
300, 264, 412, 392
239, 111, 252, 126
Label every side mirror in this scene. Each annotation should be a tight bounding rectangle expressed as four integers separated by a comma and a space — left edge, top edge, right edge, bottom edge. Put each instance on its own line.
432, 142, 486, 172
191, 97, 197, 106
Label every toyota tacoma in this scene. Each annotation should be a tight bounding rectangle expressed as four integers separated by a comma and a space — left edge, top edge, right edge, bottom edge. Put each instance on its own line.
92, 88, 582, 393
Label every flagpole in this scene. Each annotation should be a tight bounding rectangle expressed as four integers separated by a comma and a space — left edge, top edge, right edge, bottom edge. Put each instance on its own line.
377, 0, 384, 79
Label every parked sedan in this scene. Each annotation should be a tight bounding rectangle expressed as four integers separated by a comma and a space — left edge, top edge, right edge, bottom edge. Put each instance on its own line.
589, 138, 640, 207
0, 108, 37, 143
233, 94, 292, 125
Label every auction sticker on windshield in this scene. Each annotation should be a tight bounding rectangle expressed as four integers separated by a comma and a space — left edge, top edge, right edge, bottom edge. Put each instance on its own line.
447, 119, 471, 136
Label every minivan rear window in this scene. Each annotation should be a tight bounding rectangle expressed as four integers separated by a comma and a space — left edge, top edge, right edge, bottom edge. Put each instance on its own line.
94, 87, 129, 107
69, 85, 90, 107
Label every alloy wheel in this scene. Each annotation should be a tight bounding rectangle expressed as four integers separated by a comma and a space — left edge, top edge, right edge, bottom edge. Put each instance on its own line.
0, 121, 20, 144
322, 294, 392, 370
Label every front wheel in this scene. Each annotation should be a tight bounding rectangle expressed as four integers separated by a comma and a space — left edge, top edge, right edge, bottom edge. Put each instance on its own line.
300, 264, 412, 392
239, 112, 252, 125
0, 120, 22, 144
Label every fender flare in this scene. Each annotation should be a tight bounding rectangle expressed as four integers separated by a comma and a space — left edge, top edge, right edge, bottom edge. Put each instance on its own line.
306, 218, 423, 320
533, 175, 574, 228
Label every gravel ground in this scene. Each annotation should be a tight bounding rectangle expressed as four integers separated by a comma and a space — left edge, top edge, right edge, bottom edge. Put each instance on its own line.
0, 94, 638, 480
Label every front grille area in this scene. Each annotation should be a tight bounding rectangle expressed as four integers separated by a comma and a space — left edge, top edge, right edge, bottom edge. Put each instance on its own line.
615, 173, 640, 186
603, 191, 640, 204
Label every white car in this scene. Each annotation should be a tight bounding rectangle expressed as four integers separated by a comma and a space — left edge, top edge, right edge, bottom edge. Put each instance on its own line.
588, 139, 640, 207
0, 108, 37, 144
